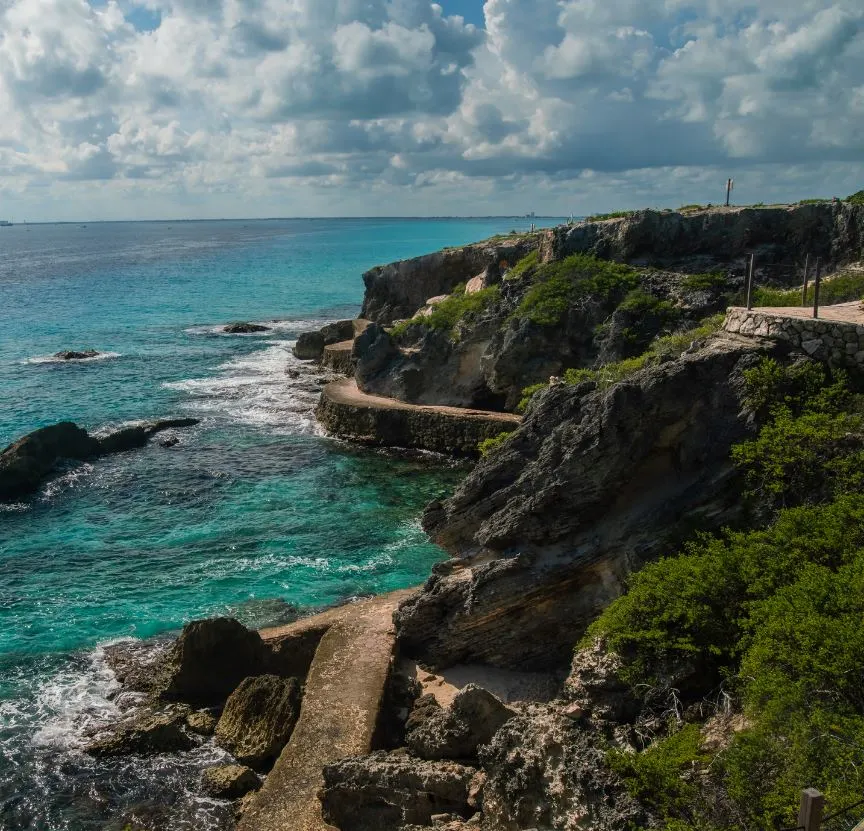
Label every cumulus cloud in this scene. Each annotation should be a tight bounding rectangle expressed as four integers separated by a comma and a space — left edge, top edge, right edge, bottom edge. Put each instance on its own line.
0, 0, 861, 218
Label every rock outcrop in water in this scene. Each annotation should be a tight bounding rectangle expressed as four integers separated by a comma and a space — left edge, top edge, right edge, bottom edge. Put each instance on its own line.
224, 322, 271, 334
0, 418, 200, 501
53, 349, 101, 360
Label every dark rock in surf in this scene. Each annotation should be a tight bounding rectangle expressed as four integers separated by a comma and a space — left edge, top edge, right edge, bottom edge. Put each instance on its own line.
85, 706, 193, 757
223, 322, 271, 334
201, 764, 261, 799
54, 349, 100, 360
96, 418, 199, 455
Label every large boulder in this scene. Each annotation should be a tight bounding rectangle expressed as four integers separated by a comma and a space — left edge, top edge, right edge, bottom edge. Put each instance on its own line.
405, 685, 515, 761
158, 618, 270, 707
214, 674, 301, 771
201, 764, 261, 799
0, 422, 97, 500
320, 749, 477, 831
293, 319, 356, 360
85, 706, 193, 757
478, 704, 646, 831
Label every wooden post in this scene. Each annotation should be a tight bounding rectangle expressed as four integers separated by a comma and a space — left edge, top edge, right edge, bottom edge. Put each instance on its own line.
746, 253, 755, 310
802, 254, 810, 306
813, 259, 822, 319
798, 788, 824, 831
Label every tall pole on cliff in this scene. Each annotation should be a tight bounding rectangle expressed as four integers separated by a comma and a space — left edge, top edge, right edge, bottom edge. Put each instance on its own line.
726, 178, 734, 207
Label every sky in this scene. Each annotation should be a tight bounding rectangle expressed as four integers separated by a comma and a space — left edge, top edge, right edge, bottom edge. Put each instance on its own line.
0, 0, 861, 221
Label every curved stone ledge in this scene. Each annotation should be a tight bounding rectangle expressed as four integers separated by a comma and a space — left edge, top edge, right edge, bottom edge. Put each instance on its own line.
723, 303, 864, 367
315, 378, 520, 456
321, 340, 355, 375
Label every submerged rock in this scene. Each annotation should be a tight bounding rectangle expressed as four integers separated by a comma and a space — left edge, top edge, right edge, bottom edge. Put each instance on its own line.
201, 764, 261, 799
85, 706, 193, 757
214, 674, 301, 771
320, 749, 476, 831
54, 349, 101, 360
223, 322, 271, 334
158, 618, 270, 707
96, 418, 199, 455
405, 685, 515, 761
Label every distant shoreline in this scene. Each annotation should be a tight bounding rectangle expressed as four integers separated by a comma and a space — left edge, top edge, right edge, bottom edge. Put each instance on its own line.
1, 216, 572, 226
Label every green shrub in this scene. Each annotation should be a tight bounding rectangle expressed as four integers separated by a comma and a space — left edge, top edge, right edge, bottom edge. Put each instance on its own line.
798, 198, 831, 205
750, 270, 864, 308
587, 210, 638, 222
516, 382, 548, 414
391, 284, 501, 340
607, 724, 710, 822
512, 254, 639, 327
506, 250, 539, 280
477, 431, 513, 456
681, 271, 728, 293
846, 190, 864, 204
679, 204, 706, 212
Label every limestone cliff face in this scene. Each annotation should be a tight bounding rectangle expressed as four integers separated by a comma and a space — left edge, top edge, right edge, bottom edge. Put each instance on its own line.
361, 236, 538, 325
394, 335, 775, 671
541, 202, 864, 271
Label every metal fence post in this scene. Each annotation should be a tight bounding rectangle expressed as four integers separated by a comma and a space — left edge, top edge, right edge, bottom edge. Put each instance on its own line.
746, 253, 755, 310
802, 254, 810, 306
813, 259, 822, 319
798, 788, 824, 831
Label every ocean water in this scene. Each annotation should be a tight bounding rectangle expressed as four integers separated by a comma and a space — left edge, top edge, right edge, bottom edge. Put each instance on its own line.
0, 217, 560, 830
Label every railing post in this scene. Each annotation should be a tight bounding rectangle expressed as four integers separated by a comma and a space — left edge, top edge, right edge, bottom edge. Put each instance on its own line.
813, 259, 822, 319
802, 254, 810, 306
798, 788, 824, 831
746, 253, 755, 310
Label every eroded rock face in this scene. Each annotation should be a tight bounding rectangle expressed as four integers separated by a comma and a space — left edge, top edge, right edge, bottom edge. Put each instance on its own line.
186, 710, 218, 736
405, 685, 515, 761
201, 764, 261, 799
214, 674, 301, 771
361, 238, 537, 325
158, 618, 270, 707
85, 706, 193, 757
479, 704, 645, 831
320, 749, 477, 831
395, 336, 775, 671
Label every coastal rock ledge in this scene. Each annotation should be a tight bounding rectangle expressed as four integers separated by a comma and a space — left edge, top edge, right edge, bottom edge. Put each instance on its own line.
315, 378, 520, 456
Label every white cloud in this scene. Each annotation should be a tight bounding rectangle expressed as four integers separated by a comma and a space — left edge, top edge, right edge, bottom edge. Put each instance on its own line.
0, 0, 861, 219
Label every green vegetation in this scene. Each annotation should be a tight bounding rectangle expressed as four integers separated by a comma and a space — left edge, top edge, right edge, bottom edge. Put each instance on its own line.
681, 271, 728, 293
798, 198, 831, 205
616, 289, 681, 355
586, 210, 638, 222
846, 190, 864, 205
505, 249, 540, 280
390, 284, 501, 340
477, 431, 513, 456
512, 254, 639, 327
750, 270, 864, 307
588, 359, 864, 830
516, 315, 724, 412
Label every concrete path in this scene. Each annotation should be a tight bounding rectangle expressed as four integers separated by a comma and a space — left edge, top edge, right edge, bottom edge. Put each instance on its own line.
238, 589, 416, 831
323, 377, 521, 425
749, 300, 864, 324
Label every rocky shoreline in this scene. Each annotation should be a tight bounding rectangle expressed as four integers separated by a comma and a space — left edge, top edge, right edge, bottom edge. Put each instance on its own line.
8, 201, 864, 830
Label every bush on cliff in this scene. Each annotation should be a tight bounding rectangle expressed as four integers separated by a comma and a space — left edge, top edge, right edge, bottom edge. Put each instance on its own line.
391, 284, 501, 340
512, 254, 639, 327
750, 270, 864, 308
477, 431, 513, 457
587, 360, 864, 830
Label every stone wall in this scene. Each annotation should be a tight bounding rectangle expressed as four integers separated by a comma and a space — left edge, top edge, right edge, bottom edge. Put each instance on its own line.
316, 380, 520, 457
724, 307, 864, 367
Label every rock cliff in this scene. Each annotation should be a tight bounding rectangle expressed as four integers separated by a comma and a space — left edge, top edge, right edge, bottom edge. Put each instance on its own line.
394, 334, 776, 670
361, 235, 540, 324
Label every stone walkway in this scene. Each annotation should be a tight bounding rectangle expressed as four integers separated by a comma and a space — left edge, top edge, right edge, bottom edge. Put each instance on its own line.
239, 590, 416, 831
751, 300, 864, 324
323, 378, 521, 424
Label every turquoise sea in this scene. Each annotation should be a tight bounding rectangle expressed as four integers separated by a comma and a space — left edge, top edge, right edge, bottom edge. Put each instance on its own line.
0, 217, 560, 830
